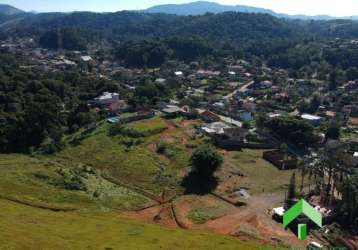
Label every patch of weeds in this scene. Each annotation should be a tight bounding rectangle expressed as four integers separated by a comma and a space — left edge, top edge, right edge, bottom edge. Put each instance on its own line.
109, 125, 145, 138
156, 142, 176, 158
188, 203, 229, 224
119, 137, 144, 148
56, 166, 92, 191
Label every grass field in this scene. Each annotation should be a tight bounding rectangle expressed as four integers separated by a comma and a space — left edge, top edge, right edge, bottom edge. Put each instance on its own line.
228, 149, 305, 194
0, 199, 261, 250
0, 154, 152, 211
0, 154, 93, 209
55, 116, 205, 198
186, 198, 233, 224
55, 118, 184, 197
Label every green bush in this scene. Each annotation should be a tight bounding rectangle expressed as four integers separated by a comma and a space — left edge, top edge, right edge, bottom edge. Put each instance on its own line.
109, 125, 144, 138
156, 142, 176, 158
57, 168, 86, 191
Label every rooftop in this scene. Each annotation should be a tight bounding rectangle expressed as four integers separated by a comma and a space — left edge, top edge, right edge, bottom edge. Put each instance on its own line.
95, 92, 119, 101
202, 122, 231, 135
301, 114, 322, 120
81, 56, 93, 62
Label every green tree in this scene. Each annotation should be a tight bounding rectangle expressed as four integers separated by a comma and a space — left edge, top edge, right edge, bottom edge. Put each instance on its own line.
329, 69, 338, 91
298, 160, 308, 193
286, 172, 296, 208
325, 122, 340, 140
339, 174, 358, 226
190, 144, 223, 178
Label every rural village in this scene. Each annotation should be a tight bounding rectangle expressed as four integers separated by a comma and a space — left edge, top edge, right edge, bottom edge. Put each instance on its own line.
0, 6, 358, 249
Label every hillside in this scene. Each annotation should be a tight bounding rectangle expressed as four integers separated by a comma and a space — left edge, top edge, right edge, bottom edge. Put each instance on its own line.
0, 198, 260, 249
0, 4, 24, 15
0, 118, 260, 249
1, 10, 358, 48
0, 113, 311, 248
2, 11, 301, 39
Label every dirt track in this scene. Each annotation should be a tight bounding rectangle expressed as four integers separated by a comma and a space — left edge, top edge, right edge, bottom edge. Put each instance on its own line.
124, 191, 309, 248
204, 192, 307, 248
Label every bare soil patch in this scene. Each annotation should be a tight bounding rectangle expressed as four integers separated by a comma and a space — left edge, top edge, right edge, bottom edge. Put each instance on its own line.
125, 203, 178, 228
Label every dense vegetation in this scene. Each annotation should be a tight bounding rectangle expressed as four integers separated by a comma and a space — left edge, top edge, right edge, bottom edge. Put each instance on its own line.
0, 53, 119, 153
0, 11, 357, 55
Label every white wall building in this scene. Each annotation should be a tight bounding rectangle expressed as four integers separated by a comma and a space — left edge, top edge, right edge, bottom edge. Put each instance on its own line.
94, 92, 119, 105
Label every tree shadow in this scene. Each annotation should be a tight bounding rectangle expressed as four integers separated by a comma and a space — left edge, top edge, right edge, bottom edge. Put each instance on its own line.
181, 172, 218, 195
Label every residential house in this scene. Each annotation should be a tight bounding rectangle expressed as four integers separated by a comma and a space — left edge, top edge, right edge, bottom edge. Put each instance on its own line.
201, 122, 231, 135
214, 127, 249, 150
301, 114, 323, 126
80, 56, 93, 62
174, 71, 183, 77
322, 111, 337, 119
108, 100, 128, 113
162, 105, 183, 117
259, 80, 273, 89
199, 110, 221, 123
94, 92, 120, 105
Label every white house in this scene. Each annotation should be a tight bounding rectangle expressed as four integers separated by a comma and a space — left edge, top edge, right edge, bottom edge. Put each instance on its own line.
301, 114, 323, 126
94, 92, 119, 105
81, 56, 93, 62
201, 122, 231, 135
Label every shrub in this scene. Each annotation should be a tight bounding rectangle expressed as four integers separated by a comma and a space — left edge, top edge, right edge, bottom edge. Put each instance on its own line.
109, 125, 144, 138
156, 142, 176, 158
57, 168, 86, 191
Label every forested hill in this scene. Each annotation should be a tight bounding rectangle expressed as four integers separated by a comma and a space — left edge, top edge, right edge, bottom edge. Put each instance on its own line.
0, 11, 358, 50
1, 11, 303, 40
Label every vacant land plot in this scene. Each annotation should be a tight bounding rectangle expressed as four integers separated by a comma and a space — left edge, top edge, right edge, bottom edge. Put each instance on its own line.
55, 116, 204, 199
219, 149, 304, 195
174, 195, 236, 226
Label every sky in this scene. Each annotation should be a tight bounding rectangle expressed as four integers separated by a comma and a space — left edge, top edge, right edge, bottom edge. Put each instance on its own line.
1, 0, 358, 16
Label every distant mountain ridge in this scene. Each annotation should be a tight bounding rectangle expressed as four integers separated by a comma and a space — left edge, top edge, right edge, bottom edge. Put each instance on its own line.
145, 1, 275, 16
0, 4, 24, 15
145, 1, 358, 20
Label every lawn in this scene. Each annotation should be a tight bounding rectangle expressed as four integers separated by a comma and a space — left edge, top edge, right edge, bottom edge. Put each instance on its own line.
0, 199, 261, 250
